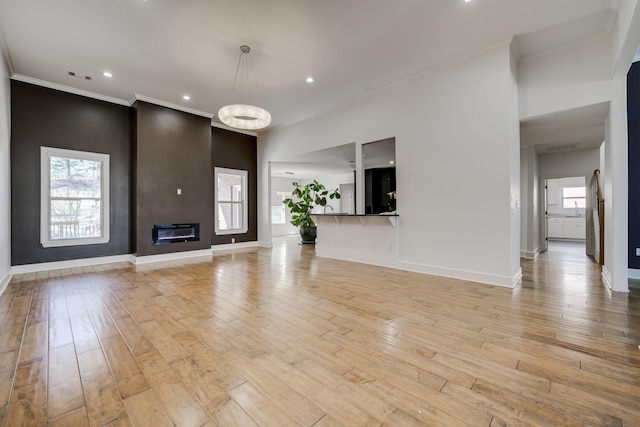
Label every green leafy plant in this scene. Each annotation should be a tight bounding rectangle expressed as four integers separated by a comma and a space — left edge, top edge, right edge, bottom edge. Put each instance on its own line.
282, 180, 340, 227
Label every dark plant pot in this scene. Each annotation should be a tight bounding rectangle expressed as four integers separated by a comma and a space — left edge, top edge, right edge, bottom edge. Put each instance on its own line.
299, 226, 317, 244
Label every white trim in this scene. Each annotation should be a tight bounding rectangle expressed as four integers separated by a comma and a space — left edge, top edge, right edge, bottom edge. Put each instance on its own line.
396, 260, 521, 288
602, 265, 613, 290
520, 249, 540, 259
11, 74, 129, 106
258, 241, 274, 248
0, 269, 13, 296
212, 241, 258, 252
628, 268, 640, 280
130, 249, 213, 265
40, 147, 110, 248
11, 255, 130, 274
132, 94, 214, 119
214, 167, 249, 235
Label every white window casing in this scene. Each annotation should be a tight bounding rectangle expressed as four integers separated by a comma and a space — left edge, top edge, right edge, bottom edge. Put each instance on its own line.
40, 146, 110, 247
214, 167, 248, 235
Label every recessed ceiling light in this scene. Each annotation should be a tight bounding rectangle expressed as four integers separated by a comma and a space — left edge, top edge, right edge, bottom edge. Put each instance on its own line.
464, 0, 471, 3
389, 160, 395, 164
103, 71, 113, 78
306, 77, 314, 83
182, 95, 191, 101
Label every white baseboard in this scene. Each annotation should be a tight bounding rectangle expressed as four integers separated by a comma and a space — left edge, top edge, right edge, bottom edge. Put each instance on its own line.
602, 266, 612, 290
396, 260, 520, 288
520, 247, 540, 259
258, 240, 273, 248
0, 269, 12, 296
212, 241, 258, 252
130, 249, 213, 265
11, 255, 131, 274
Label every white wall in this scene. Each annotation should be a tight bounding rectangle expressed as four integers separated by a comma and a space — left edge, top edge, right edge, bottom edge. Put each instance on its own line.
520, 146, 540, 258
260, 43, 522, 287
604, 77, 630, 292
0, 40, 11, 292
615, 0, 640, 64
518, 34, 612, 121
270, 176, 299, 237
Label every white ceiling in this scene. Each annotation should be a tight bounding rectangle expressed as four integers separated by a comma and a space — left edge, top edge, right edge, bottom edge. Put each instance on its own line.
0, 0, 618, 136
520, 102, 609, 154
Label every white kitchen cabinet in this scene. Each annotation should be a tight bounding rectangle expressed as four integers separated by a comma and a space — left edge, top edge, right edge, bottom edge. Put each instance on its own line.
548, 218, 564, 238
547, 217, 586, 240
564, 218, 586, 239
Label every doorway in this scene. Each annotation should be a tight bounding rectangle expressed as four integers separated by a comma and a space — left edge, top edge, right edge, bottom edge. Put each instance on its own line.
544, 176, 587, 254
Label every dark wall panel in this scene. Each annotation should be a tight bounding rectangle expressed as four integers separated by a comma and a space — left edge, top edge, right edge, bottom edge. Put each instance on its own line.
211, 127, 257, 244
132, 101, 212, 256
10, 81, 131, 265
628, 63, 640, 269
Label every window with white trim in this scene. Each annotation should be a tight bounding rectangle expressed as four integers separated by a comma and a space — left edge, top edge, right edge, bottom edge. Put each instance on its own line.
562, 186, 586, 209
215, 167, 248, 235
41, 147, 110, 247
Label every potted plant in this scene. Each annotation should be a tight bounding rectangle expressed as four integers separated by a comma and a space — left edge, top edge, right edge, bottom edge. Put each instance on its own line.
283, 180, 340, 244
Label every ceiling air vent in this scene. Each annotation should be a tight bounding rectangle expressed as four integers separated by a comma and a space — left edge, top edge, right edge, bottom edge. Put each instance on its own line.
68, 71, 92, 81
544, 143, 579, 153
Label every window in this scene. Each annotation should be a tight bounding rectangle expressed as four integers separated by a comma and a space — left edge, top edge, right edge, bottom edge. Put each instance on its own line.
41, 147, 110, 247
271, 191, 290, 225
271, 206, 285, 224
215, 167, 248, 235
562, 186, 586, 209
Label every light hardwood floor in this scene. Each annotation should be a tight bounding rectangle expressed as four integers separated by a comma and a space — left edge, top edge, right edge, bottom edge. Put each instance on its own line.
1, 238, 639, 426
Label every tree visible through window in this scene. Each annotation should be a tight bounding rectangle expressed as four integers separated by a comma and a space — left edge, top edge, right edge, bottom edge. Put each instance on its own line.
41, 147, 110, 247
215, 167, 248, 235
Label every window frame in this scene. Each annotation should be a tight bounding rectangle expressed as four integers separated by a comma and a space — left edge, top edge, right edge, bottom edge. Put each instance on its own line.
40, 146, 110, 248
562, 186, 586, 209
214, 167, 248, 235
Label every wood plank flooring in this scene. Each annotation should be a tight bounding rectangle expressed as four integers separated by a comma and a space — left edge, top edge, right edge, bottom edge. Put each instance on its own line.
1, 238, 639, 426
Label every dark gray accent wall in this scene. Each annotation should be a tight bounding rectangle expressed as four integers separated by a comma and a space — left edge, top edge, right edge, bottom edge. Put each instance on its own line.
10, 80, 131, 265
211, 127, 257, 244
132, 101, 212, 256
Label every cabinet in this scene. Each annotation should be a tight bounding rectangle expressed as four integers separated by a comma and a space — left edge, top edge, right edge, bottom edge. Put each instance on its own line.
548, 218, 564, 238
547, 217, 585, 239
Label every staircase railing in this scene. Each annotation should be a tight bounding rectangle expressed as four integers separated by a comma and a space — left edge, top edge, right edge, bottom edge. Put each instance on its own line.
590, 169, 604, 265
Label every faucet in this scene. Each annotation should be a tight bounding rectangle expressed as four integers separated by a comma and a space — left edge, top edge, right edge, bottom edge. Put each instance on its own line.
324, 205, 334, 214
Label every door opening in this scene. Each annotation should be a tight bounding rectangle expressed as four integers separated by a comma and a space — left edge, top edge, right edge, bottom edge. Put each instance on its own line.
544, 176, 587, 254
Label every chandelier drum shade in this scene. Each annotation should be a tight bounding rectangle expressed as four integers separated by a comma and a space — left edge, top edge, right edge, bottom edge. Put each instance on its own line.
218, 45, 271, 131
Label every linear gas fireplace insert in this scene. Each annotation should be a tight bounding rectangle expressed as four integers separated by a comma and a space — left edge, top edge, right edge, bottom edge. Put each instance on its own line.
152, 223, 200, 245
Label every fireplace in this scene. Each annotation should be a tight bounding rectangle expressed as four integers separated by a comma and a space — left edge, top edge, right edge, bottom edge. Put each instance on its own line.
152, 223, 200, 245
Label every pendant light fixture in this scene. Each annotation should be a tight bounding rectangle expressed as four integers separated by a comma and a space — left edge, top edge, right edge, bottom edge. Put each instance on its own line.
218, 45, 271, 130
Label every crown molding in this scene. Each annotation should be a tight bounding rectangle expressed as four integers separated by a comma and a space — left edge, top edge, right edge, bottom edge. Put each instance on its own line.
131, 94, 214, 119
11, 74, 130, 106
